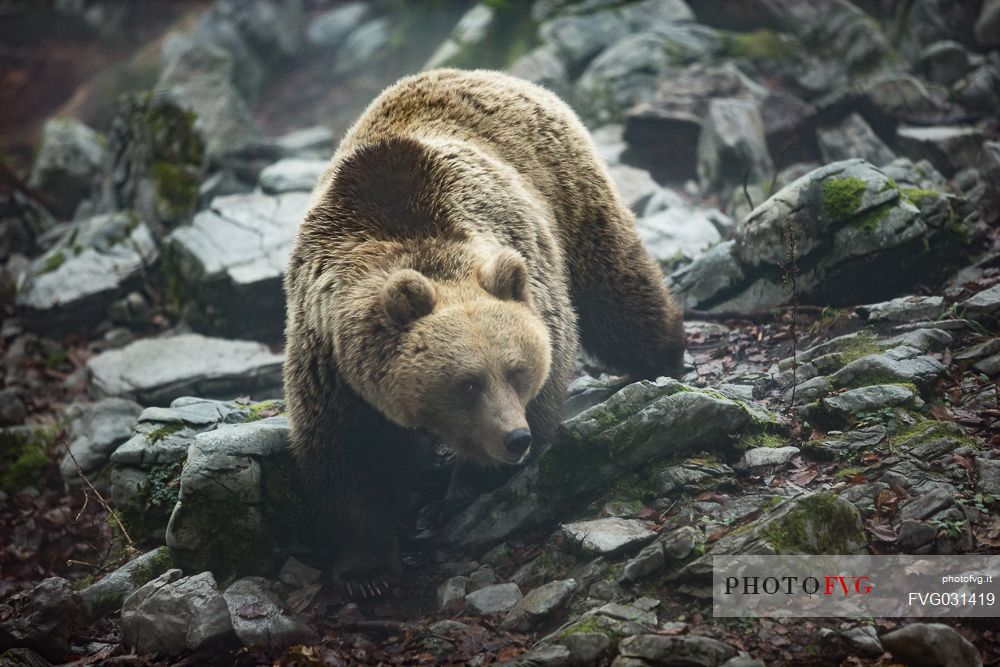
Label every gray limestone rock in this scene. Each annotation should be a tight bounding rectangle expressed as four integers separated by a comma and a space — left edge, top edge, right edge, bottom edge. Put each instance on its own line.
306, 2, 369, 49
465, 583, 523, 616
59, 398, 142, 480
223, 577, 315, 649
165, 417, 299, 579
501, 579, 577, 631
958, 284, 1000, 322
859, 295, 946, 322
896, 126, 986, 177
120, 570, 235, 656
16, 213, 157, 335
817, 113, 896, 167
166, 191, 310, 339
79, 547, 174, 620
0, 578, 86, 662
442, 378, 766, 549
697, 98, 773, 202
880, 623, 982, 667
618, 634, 737, 666
28, 118, 106, 219
258, 158, 327, 194
88, 334, 283, 405
561, 518, 656, 556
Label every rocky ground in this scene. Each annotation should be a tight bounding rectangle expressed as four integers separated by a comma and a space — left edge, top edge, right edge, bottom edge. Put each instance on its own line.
2, 0, 1000, 665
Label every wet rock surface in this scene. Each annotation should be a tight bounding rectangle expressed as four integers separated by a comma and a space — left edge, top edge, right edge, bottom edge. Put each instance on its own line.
3, 0, 1000, 665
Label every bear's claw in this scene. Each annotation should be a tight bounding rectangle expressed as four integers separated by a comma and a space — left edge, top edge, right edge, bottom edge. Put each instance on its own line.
340, 574, 394, 600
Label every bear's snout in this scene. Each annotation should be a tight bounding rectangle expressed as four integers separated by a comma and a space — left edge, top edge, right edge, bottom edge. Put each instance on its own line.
504, 427, 532, 461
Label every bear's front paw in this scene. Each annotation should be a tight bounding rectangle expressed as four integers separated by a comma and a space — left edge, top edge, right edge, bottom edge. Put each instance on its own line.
332, 554, 401, 600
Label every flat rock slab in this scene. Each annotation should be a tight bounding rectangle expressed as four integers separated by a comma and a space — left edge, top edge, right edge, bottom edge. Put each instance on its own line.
87, 334, 283, 405
465, 583, 522, 616
167, 191, 310, 339
258, 158, 328, 194
17, 213, 157, 335
859, 295, 946, 322
736, 446, 801, 469
561, 517, 656, 556
880, 622, 982, 667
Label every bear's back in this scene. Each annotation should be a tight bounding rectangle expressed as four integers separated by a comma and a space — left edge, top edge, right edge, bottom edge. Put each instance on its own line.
325, 70, 613, 231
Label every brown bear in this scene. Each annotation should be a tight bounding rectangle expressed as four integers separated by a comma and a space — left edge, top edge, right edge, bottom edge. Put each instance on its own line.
283, 69, 685, 596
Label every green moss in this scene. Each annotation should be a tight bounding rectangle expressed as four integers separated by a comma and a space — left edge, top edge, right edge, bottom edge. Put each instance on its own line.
834, 465, 867, 479
559, 615, 614, 640
853, 200, 895, 232
147, 422, 186, 443
900, 187, 940, 205
150, 161, 199, 220
37, 251, 66, 275
822, 177, 866, 221
722, 29, 797, 61
738, 432, 789, 449
894, 419, 977, 449
128, 546, 175, 588
0, 427, 57, 492
241, 400, 285, 422
760, 493, 865, 554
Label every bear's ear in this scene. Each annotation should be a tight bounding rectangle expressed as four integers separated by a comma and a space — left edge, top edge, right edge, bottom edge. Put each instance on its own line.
324, 136, 434, 233
478, 249, 531, 304
381, 269, 436, 326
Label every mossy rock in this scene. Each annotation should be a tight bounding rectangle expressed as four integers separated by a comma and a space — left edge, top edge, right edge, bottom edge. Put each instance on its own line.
0, 426, 58, 492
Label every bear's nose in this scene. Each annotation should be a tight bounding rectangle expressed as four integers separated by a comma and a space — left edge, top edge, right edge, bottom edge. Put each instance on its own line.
504, 428, 532, 458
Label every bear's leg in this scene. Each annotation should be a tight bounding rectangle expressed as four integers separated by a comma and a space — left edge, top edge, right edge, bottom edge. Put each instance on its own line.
286, 347, 412, 598
571, 205, 686, 380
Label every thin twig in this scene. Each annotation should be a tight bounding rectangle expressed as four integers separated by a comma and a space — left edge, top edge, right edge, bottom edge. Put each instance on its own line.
64, 441, 137, 553
742, 169, 755, 212
783, 216, 799, 408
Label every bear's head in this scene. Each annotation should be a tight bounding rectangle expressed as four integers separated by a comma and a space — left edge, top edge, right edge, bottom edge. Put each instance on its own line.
367, 249, 551, 465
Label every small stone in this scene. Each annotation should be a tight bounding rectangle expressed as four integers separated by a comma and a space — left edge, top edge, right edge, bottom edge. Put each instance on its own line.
736, 446, 800, 470
655, 461, 736, 494
258, 158, 327, 194
465, 582, 522, 616
975, 0, 1000, 47
437, 576, 469, 612
959, 284, 1000, 323
561, 518, 657, 556
277, 557, 322, 589
79, 547, 174, 620
976, 459, 1000, 496
896, 126, 985, 177
28, 118, 105, 219
619, 634, 737, 666
880, 622, 982, 667
223, 577, 315, 650
468, 566, 497, 592
563, 632, 613, 664
495, 642, 573, 667
697, 98, 773, 202
859, 295, 946, 322
307, 2, 369, 49
817, 113, 895, 167
501, 579, 577, 631
0, 388, 26, 426
59, 398, 142, 480
817, 385, 917, 424
900, 487, 955, 522
595, 602, 657, 626
120, 570, 234, 656
0, 577, 86, 662
428, 619, 470, 635
840, 625, 883, 656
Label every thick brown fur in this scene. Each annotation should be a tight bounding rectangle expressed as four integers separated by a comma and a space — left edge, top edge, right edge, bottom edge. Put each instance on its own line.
283, 69, 685, 589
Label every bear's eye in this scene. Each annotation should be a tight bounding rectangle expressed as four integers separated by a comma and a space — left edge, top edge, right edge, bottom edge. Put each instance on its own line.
456, 377, 483, 398
507, 366, 529, 390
